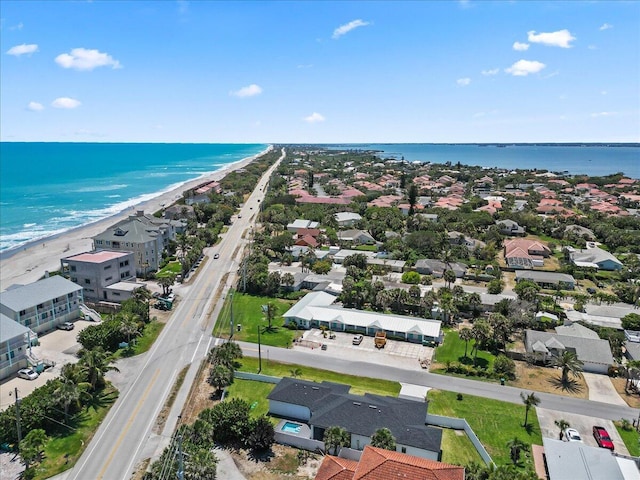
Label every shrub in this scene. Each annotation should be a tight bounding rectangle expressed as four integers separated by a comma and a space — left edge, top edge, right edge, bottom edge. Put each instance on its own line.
493, 354, 516, 380
401, 271, 421, 284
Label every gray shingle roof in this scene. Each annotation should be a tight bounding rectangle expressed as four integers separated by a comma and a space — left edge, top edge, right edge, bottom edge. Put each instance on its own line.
267, 377, 351, 408
1, 276, 82, 313
525, 329, 614, 365
543, 438, 624, 480
515, 270, 575, 285
0, 313, 30, 342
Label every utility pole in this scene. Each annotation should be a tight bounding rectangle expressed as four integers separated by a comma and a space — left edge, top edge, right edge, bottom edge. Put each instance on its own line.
229, 291, 234, 340
14, 387, 22, 444
176, 434, 184, 480
258, 325, 262, 374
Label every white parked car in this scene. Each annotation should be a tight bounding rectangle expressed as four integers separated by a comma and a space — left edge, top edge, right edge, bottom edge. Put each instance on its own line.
563, 428, 583, 442
18, 368, 39, 380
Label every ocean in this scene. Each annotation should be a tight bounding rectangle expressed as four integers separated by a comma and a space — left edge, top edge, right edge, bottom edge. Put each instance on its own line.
1, 142, 638, 254
330, 144, 640, 178
0, 143, 268, 253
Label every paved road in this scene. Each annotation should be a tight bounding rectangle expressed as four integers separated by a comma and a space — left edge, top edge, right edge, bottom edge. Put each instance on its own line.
238, 341, 639, 423
66, 149, 284, 480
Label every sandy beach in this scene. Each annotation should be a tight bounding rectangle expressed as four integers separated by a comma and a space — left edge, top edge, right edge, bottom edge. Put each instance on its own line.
0, 146, 272, 290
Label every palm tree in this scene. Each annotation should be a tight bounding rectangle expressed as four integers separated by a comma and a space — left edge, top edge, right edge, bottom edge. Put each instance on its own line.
459, 327, 473, 358
133, 286, 153, 322
625, 360, 640, 393
281, 272, 295, 291
370, 428, 396, 451
443, 269, 457, 289
19, 428, 48, 469
554, 419, 570, 440
471, 319, 491, 365
208, 364, 234, 396
53, 377, 81, 424
78, 347, 119, 391
208, 340, 243, 368
158, 273, 176, 296
506, 437, 529, 465
552, 351, 584, 384
289, 368, 302, 378
265, 302, 278, 331
520, 392, 540, 427
119, 312, 140, 345
323, 426, 350, 455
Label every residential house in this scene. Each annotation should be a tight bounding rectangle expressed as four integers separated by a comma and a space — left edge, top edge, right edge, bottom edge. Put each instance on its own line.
269, 377, 443, 460
524, 322, 613, 373
540, 438, 629, 480
515, 270, 576, 290
331, 249, 377, 265
295, 235, 319, 248
419, 213, 438, 222
163, 204, 195, 220
414, 259, 466, 278
93, 210, 184, 276
0, 275, 83, 335
283, 291, 442, 344
184, 181, 221, 205
315, 445, 464, 480
337, 230, 376, 246
334, 212, 362, 228
563, 225, 595, 241
367, 258, 406, 273
570, 246, 623, 271
496, 219, 526, 236
503, 238, 551, 269
61, 250, 141, 303
287, 219, 320, 234
0, 313, 32, 381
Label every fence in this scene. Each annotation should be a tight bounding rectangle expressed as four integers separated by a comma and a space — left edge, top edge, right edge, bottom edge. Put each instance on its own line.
235, 371, 281, 383
426, 413, 494, 466
274, 432, 325, 452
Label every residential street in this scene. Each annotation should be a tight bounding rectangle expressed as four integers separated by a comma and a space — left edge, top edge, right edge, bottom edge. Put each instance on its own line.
64, 151, 284, 480
238, 341, 639, 422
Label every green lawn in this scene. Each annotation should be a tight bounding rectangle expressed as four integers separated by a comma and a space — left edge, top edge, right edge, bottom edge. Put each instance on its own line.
117, 321, 165, 358
157, 261, 181, 278
440, 428, 484, 466
615, 423, 640, 456
354, 244, 378, 252
34, 386, 119, 480
433, 330, 496, 371
428, 390, 542, 468
238, 357, 401, 397
215, 292, 297, 347
225, 378, 275, 418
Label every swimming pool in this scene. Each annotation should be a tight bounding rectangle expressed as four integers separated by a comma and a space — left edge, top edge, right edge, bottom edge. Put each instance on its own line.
281, 421, 302, 434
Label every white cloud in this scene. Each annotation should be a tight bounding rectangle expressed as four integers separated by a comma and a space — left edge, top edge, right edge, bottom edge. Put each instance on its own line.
590, 111, 615, 118
230, 84, 263, 98
27, 101, 44, 111
588, 45, 597, 50
456, 77, 471, 86
527, 29, 576, 48
481, 68, 500, 76
10, 22, 24, 31
505, 60, 546, 76
601, 90, 607, 95
599, 23, 613, 31
6, 43, 38, 56
513, 42, 529, 51
55, 48, 122, 71
304, 112, 325, 123
51, 97, 81, 109
332, 19, 370, 39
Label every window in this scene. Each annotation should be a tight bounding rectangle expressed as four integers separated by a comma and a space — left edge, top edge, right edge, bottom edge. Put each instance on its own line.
104, 265, 112, 270
113, 292, 120, 296
71, 277, 78, 283
37, 304, 43, 309
121, 272, 129, 279
68, 293, 73, 299
85, 279, 91, 285
105, 276, 113, 282
19, 310, 26, 316
401, 447, 406, 454
70, 266, 77, 272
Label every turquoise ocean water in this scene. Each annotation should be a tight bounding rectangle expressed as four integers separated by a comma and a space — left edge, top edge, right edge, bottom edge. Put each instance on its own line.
0, 143, 268, 253
0, 142, 638, 254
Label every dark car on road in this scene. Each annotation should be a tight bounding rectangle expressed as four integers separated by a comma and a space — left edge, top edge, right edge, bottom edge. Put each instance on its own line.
593, 426, 614, 450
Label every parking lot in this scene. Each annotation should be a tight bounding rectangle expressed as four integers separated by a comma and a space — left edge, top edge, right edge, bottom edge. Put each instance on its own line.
536, 407, 629, 454
0, 319, 95, 411
294, 329, 434, 371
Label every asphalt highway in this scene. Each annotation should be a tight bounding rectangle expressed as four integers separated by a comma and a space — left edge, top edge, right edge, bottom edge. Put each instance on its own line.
66, 149, 285, 480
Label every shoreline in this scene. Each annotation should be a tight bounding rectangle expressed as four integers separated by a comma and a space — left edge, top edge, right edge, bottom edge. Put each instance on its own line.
0, 145, 273, 289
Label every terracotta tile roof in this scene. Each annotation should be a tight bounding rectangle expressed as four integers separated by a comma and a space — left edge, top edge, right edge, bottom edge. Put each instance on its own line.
315, 456, 358, 480
353, 446, 464, 480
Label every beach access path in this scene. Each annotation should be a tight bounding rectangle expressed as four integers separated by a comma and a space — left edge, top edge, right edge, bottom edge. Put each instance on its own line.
0, 146, 273, 290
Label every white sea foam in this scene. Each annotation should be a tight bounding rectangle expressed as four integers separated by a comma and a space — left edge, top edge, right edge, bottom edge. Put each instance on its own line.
73, 184, 128, 193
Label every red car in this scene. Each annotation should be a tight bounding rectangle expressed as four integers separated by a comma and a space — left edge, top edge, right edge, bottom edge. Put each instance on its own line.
593, 426, 614, 450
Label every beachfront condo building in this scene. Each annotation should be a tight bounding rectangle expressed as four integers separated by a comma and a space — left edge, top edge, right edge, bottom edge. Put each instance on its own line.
92, 210, 185, 276
0, 313, 32, 381
0, 275, 83, 336
60, 250, 142, 303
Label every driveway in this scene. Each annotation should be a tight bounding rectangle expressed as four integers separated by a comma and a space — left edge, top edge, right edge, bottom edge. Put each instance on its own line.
583, 372, 627, 406
0, 319, 95, 411
536, 407, 628, 454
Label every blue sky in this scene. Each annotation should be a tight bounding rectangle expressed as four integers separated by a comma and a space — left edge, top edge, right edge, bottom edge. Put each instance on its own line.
1, 1, 639, 143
